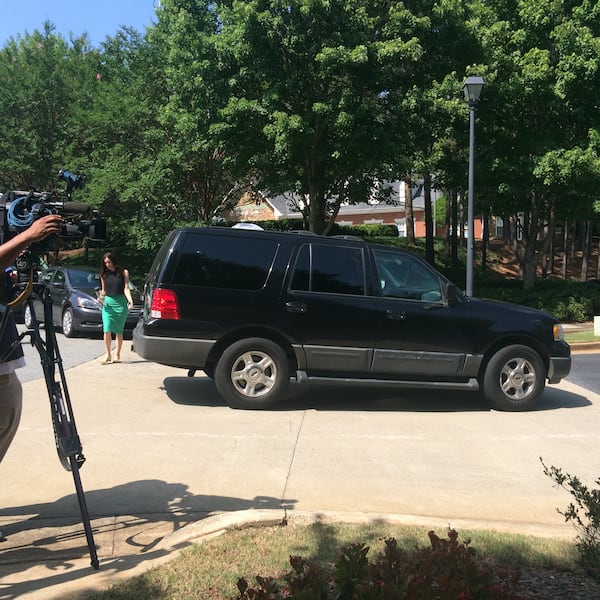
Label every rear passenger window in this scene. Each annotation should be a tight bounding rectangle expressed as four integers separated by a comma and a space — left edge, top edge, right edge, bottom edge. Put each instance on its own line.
172, 234, 278, 291
291, 244, 365, 295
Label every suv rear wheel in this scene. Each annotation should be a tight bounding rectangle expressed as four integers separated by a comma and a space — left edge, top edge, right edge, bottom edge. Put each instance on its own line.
482, 344, 545, 411
215, 338, 289, 409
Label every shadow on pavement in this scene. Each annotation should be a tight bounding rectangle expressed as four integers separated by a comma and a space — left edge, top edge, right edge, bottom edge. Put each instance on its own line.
0, 480, 296, 599
162, 376, 591, 413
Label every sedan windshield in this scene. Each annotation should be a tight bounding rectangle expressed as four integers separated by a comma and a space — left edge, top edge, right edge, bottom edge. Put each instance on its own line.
68, 269, 99, 288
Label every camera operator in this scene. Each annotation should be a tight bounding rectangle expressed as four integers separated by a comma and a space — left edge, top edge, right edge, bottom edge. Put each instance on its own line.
0, 214, 64, 463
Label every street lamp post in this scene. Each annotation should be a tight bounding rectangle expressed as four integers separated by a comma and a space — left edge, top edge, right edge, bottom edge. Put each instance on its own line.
462, 75, 485, 297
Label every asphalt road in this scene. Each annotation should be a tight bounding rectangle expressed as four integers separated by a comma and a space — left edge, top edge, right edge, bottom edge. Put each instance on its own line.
567, 352, 600, 393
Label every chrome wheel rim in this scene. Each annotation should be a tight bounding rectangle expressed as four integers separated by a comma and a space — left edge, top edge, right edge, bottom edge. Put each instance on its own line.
63, 311, 73, 335
500, 357, 536, 400
230, 350, 277, 398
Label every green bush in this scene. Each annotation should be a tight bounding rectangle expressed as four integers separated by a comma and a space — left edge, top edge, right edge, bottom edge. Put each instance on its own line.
541, 459, 600, 582
477, 278, 599, 322
235, 529, 523, 599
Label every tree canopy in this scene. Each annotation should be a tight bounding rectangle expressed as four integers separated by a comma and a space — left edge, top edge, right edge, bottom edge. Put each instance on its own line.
0, 0, 599, 287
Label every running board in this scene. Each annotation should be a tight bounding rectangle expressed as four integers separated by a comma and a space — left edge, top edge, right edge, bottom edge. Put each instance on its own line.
295, 371, 479, 391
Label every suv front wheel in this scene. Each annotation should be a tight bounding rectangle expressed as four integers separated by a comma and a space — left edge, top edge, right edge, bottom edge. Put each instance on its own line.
482, 344, 545, 411
215, 338, 290, 409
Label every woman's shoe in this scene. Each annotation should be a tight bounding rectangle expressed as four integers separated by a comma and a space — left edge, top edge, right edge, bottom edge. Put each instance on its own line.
113, 355, 121, 363
100, 354, 112, 365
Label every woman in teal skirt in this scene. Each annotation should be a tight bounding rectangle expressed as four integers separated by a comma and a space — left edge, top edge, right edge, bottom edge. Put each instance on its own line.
99, 252, 133, 364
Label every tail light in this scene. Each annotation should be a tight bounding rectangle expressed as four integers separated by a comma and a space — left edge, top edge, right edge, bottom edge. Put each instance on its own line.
150, 288, 180, 320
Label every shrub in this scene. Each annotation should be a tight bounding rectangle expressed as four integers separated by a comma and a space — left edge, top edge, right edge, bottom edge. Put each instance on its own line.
541, 459, 600, 581
234, 529, 523, 599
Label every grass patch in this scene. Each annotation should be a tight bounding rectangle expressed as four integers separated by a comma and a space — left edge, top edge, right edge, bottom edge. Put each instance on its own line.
565, 330, 600, 344
83, 521, 579, 599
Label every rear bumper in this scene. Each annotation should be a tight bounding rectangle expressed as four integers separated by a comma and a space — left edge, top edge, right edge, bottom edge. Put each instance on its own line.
132, 321, 215, 368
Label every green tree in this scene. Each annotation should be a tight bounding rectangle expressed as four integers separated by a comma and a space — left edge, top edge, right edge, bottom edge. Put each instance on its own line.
214, 0, 423, 233
79, 26, 171, 247
470, 0, 600, 289
146, 0, 241, 228
0, 22, 95, 190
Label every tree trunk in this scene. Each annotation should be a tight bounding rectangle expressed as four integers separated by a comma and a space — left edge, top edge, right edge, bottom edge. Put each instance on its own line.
405, 181, 415, 247
561, 222, 569, 280
580, 220, 592, 282
516, 194, 554, 291
520, 245, 538, 291
451, 189, 459, 269
481, 211, 489, 272
540, 221, 551, 278
444, 189, 451, 257
548, 234, 555, 275
423, 174, 434, 265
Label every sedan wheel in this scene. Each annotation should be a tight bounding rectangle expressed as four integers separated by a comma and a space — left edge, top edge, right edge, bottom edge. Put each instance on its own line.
215, 338, 289, 409
62, 307, 77, 338
482, 344, 545, 411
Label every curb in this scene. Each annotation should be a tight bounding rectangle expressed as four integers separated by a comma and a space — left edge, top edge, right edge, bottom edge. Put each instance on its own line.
569, 341, 600, 353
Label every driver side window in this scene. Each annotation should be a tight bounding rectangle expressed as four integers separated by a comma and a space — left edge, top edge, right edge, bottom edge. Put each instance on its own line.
374, 250, 442, 302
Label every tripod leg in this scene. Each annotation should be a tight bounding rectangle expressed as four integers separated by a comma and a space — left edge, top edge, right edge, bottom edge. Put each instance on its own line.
51, 382, 99, 568
69, 452, 100, 569
26, 295, 100, 569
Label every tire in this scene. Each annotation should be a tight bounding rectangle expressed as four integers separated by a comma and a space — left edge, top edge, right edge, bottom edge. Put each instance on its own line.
62, 307, 77, 338
24, 304, 34, 329
215, 338, 290, 409
482, 344, 545, 411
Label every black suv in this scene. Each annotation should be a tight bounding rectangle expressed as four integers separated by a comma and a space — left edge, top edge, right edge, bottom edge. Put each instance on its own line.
133, 227, 571, 411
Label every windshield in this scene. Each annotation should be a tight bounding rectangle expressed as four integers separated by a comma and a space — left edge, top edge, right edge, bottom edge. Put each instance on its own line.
68, 269, 99, 288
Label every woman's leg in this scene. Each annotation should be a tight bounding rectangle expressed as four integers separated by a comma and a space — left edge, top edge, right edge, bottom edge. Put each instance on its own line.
114, 333, 124, 361
101, 331, 112, 363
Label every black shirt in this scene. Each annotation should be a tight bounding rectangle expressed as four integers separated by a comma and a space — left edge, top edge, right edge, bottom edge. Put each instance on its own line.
103, 271, 125, 297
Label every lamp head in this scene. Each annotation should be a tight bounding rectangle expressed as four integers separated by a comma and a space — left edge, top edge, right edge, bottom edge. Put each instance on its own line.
462, 75, 485, 105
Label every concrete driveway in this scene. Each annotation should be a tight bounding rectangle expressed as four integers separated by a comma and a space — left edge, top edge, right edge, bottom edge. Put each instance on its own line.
1, 345, 599, 598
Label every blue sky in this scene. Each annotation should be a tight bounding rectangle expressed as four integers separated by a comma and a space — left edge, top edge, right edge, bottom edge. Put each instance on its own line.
1, 0, 159, 47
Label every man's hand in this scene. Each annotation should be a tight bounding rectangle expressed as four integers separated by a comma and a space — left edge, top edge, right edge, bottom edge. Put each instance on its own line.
26, 214, 64, 243
0, 214, 65, 271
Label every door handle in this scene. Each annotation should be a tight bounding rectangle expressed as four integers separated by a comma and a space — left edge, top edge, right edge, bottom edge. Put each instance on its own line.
286, 301, 308, 314
386, 309, 406, 320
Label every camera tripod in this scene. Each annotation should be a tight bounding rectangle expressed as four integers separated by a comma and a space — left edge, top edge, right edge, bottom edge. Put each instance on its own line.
1, 286, 99, 569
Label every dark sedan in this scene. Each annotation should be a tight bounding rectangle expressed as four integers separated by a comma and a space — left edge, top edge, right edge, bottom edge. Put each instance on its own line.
24, 266, 142, 337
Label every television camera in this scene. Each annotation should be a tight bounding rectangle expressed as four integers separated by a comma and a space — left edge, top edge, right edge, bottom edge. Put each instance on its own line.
0, 169, 106, 276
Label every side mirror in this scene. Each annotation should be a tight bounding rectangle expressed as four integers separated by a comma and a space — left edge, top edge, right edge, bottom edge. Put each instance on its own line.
443, 281, 460, 306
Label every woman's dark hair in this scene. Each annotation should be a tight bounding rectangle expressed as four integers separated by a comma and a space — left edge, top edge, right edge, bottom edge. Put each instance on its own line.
100, 252, 124, 278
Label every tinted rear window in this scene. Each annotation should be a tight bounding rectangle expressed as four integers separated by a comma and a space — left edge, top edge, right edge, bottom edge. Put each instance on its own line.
290, 243, 365, 295
172, 233, 278, 291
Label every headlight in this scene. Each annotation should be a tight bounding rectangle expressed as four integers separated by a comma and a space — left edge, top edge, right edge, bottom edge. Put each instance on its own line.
77, 296, 101, 310
553, 323, 565, 341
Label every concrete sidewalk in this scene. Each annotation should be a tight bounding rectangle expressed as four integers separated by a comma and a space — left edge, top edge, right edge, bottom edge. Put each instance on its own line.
0, 339, 598, 599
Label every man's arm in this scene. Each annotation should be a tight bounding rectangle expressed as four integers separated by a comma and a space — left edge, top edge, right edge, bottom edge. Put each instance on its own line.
0, 214, 64, 271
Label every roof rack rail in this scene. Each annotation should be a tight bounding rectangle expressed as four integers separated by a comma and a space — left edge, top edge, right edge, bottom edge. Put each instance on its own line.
290, 230, 319, 236
331, 234, 364, 242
